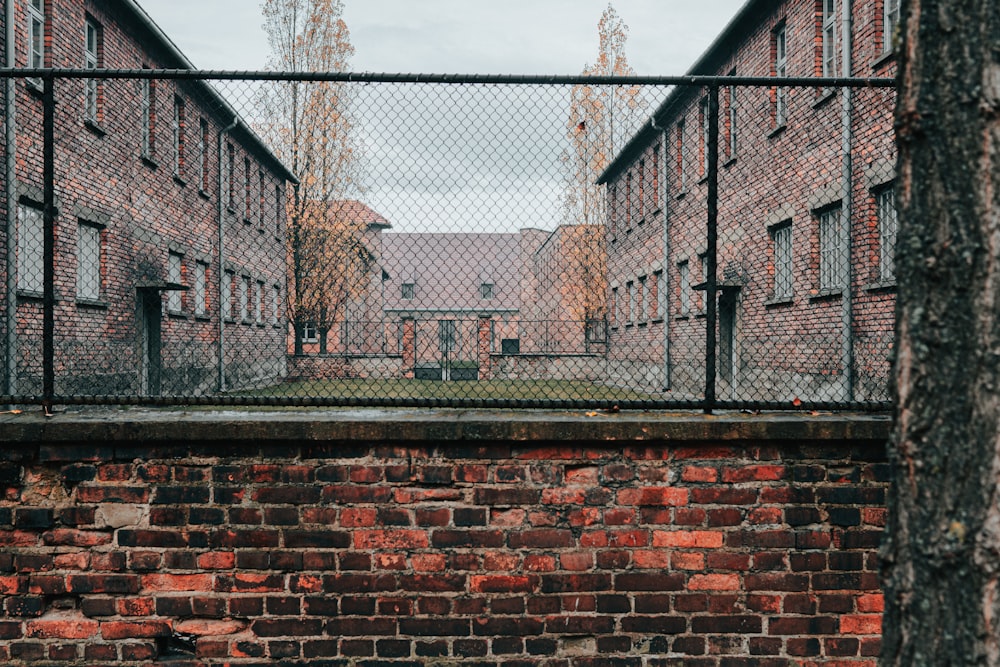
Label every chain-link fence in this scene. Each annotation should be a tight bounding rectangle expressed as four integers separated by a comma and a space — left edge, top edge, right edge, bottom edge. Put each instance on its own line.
0, 70, 895, 411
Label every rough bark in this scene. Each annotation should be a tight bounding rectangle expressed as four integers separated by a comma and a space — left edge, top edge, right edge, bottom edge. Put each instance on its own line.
883, 0, 1000, 665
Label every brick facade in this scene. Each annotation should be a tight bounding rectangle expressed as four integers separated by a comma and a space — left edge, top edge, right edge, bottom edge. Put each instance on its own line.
600, 0, 897, 402
0, 0, 293, 396
0, 414, 888, 665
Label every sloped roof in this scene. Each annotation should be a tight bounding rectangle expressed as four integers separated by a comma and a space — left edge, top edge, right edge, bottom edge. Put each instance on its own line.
380, 233, 522, 313
327, 200, 391, 230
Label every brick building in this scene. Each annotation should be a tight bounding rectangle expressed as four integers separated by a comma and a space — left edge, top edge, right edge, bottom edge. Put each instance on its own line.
599, 0, 898, 402
0, 0, 295, 396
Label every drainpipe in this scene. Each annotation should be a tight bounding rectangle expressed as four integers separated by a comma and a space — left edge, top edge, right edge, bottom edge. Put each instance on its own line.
651, 117, 670, 391
217, 116, 238, 393
839, 0, 855, 401
4, 0, 17, 397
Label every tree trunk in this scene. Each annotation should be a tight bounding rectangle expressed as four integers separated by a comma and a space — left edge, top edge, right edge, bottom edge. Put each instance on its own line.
883, 0, 1000, 665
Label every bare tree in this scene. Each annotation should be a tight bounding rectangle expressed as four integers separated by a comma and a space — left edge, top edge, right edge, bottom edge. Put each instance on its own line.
559, 4, 647, 330
882, 0, 1000, 664
260, 0, 368, 354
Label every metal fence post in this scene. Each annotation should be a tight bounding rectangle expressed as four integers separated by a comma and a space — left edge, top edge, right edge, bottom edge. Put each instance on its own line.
704, 85, 720, 414
42, 72, 56, 414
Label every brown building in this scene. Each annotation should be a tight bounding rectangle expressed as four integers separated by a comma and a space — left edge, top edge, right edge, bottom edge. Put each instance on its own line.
0, 0, 295, 396
598, 0, 898, 402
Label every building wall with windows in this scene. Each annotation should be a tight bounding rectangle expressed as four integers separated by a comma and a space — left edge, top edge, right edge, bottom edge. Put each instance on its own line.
0, 0, 294, 396
600, 0, 898, 402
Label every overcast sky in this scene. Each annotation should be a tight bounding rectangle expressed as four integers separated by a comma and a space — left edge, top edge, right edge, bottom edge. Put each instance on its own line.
138, 0, 746, 75
135, 1, 748, 233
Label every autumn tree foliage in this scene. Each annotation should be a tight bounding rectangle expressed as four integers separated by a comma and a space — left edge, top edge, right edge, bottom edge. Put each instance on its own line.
259, 0, 368, 354
559, 4, 647, 329
882, 0, 1000, 664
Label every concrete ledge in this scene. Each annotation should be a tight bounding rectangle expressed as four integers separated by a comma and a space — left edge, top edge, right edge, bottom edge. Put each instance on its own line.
0, 408, 892, 446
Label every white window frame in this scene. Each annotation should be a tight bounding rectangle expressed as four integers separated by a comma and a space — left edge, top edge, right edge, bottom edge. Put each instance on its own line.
255, 280, 264, 324
197, 119, 208, 192
243, 158, 252, 221
302, 321, 318, 343
678, 260, 691, 317
774, 24, 788, 127
84, 19, 101, 123
480, 282, 494, 300
141, 77, 154, 158
677, 121, 687, 191
167, 252, 184, 313
77, 222, 102, 302
818, 206, 845, 291
638, 275, 648, 323
193, 261, 208, 316
878, 187, 898, 282
884, 0, 901, 53
771, 222, 793, 300
401, 282, 416, 300
172, 96, 185, 178
17, 204, 43, 295
240, 275, 251, 322
28, 0, 45, 72
822, 0, 837, 78
626, 280, 635, 324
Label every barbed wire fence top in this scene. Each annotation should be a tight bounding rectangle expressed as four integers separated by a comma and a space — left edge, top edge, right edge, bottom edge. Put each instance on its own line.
0, 69, 894, 411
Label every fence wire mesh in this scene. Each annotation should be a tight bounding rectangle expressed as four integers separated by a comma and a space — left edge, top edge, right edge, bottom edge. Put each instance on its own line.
0, 71, 895, 410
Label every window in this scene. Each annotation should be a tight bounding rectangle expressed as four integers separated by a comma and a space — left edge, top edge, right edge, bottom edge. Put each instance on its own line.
480, 282, 494, 299
626, 280, 635, 324
610, 287, 618, 328
771, 222, 793, 300
141, 76, 156, 158
818, 206, 845, 291
271, 285, 281, 326
222, 270, 234, 320
822, 0, 837, 78
884, 0, 901, 53
699, 253, 710, 314
167, 252, 184, 313
226, 143, 235, 209
676, 121, 687, 191
678, 261, 691, 316
17, 204, 43, 294
275, 185, 283, 236
638, 276, 648, 322
302, 321, 318, 343
77, 222, 102, 302
626, 171, 633, 226
255, 280, 264, 323
652, 270, 664, 320
84, 19, 102, 123
193, 262, 208, 316
243, 158, 252, 221
773, 24, 788, 127
172, 96, 185, 178
240, 276, 250, 321
259, 171, 267, 228
198, 119, 209, 192
637, 160, 646, 220
28, 0, 44, 81
651, 145, 661, 209
877, 187, 898, 282
401, 282, 415, 300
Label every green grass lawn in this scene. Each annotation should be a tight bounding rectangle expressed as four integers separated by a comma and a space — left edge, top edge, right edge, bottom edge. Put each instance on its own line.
234, 378, 659, 402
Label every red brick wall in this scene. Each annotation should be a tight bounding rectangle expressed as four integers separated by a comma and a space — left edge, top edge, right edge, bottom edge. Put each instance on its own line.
0, 429, 886, 665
